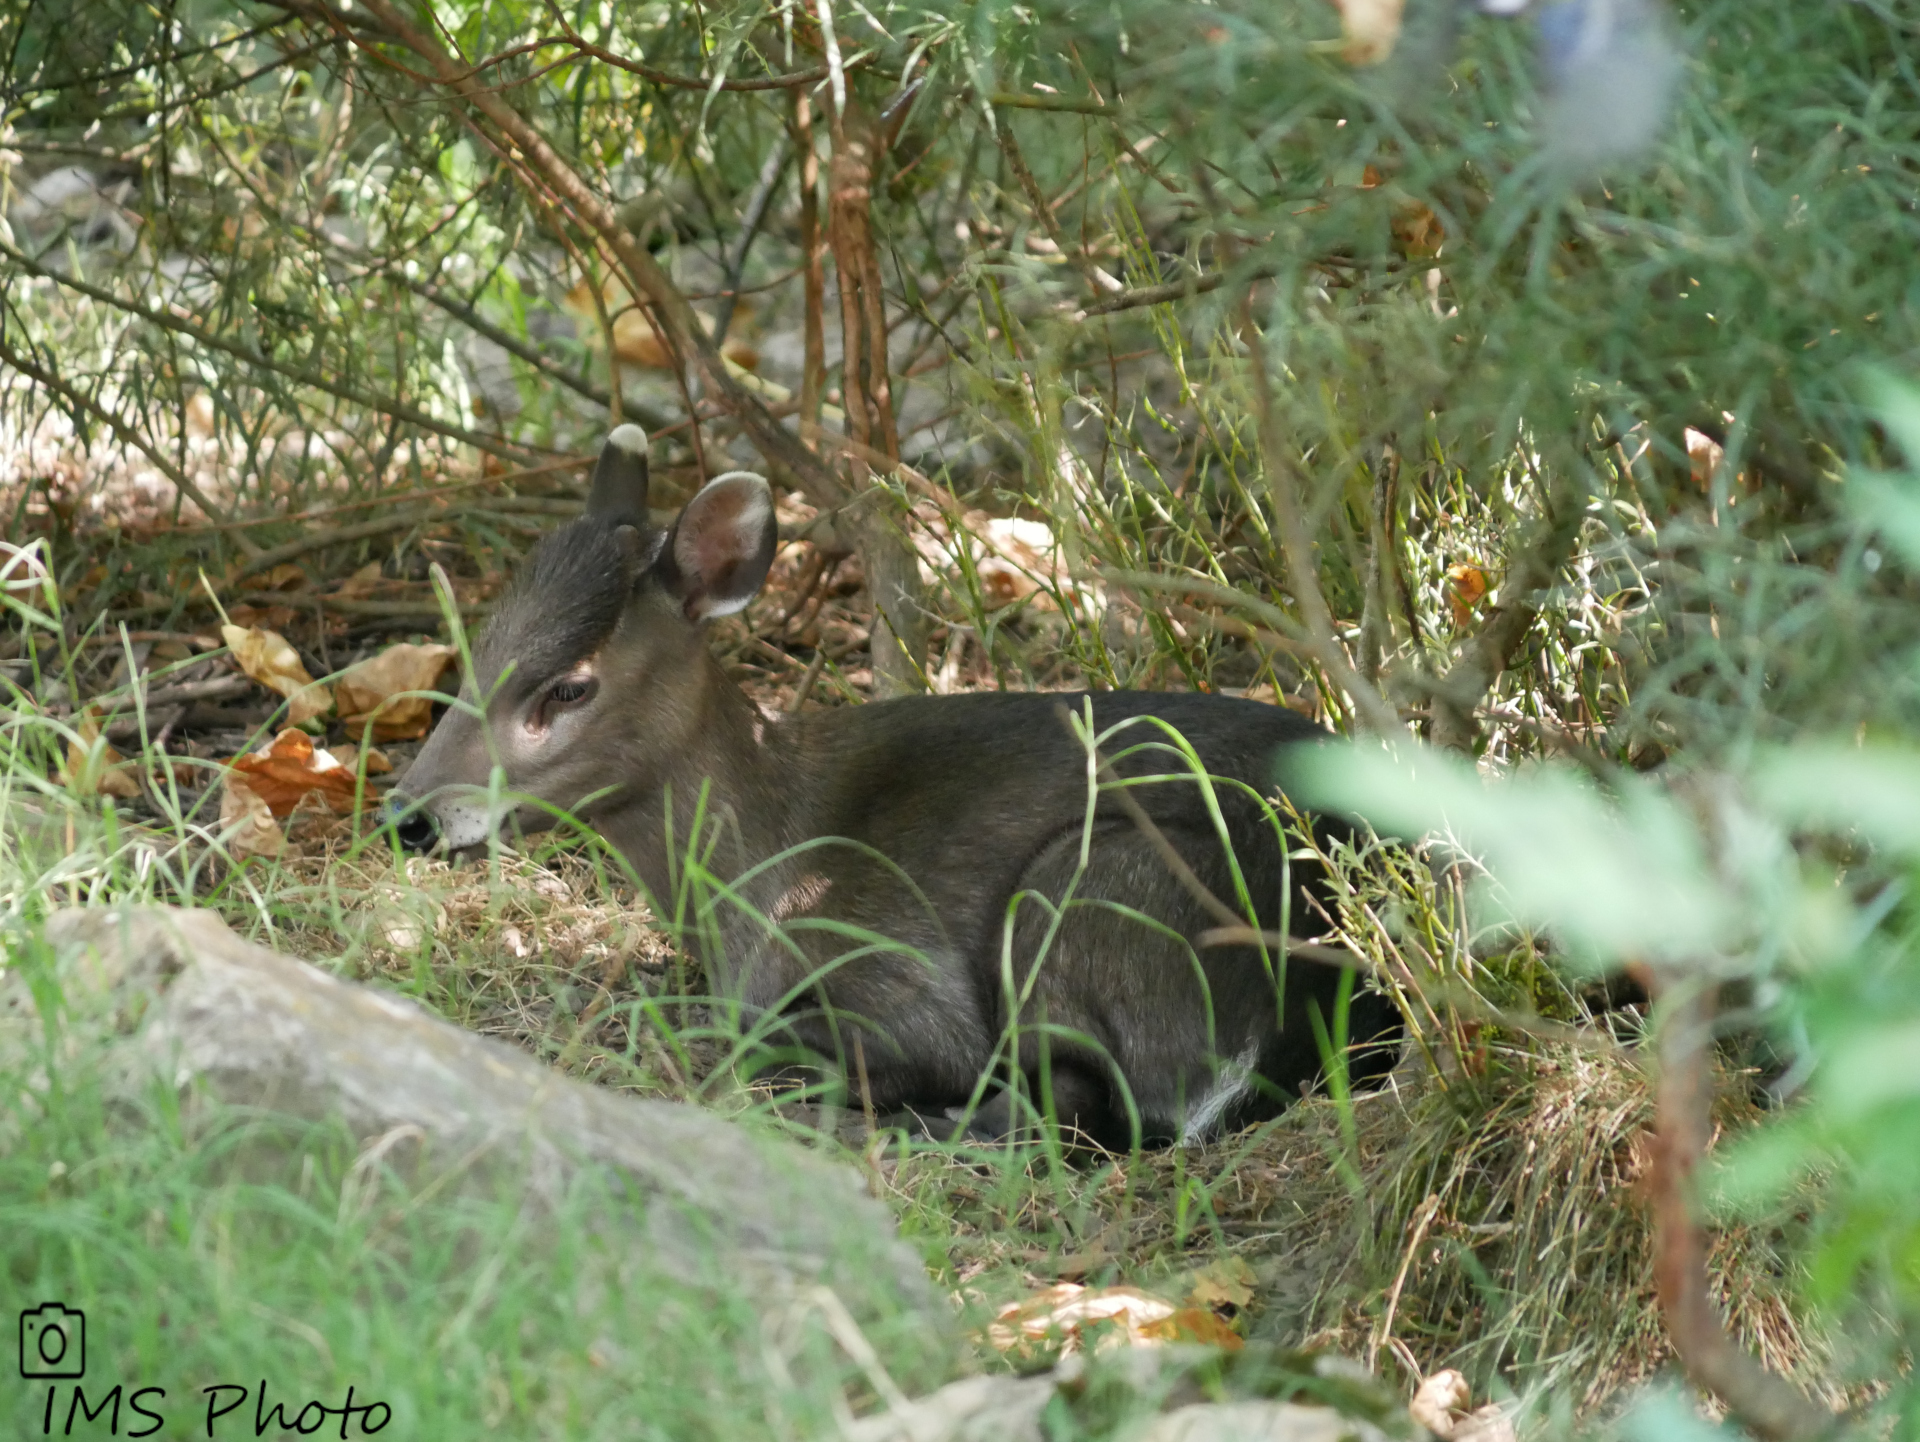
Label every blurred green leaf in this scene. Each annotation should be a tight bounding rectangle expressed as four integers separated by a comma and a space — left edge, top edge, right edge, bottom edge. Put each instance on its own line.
1293, 743, 1730, 962
1751, 744, 1920, 855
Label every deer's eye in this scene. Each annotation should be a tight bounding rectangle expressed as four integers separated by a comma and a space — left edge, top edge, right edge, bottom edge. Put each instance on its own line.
547, 677, 594, 707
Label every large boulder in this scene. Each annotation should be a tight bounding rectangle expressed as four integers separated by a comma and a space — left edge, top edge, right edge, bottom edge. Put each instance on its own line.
13, 906, 949, 1347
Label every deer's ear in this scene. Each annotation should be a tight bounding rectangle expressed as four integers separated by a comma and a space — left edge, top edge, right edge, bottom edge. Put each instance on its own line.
585, 424, 651, 521
662, 471, 777, 620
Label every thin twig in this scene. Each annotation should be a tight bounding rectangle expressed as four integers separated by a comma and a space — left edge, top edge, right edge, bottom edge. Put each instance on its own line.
0, 239, 546, 466
1194, 925, 1370, 971
315, 0, 850, 512
994, 122, 1120, 298
1082, 270, 1231, 316
0, 329, 261, 554
986, 91, 1120, 116
1648, 970, 1834, 1441
534, 16, 873, 93
207, 457, 594, 532
1238, 284, 1404, 736
714, 136, 792, 346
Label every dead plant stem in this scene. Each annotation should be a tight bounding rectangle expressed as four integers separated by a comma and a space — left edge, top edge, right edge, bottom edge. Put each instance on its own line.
1649, 972, 1833, 1441
1238, 288, 1403, 737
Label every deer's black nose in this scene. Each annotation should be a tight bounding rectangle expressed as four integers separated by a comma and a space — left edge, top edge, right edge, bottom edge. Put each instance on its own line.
385, 799, 440, 853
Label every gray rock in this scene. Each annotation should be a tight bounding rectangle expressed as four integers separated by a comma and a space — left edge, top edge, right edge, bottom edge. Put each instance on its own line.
1135, 1400, 1400, 1442
15, 906, 948, 1347
842, 1347, 1409, 1442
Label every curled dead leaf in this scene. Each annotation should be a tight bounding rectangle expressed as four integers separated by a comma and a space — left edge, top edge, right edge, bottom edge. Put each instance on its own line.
1685, 426, 1725, 490
328, 742, 393, 776
227, 729, 363, 817
985, 1283, 1242, 1359
222, 623, 330, 724
915, 510, 1086, 614
62, 712, 141, 800
219, 773, 285, 859
1410, 1369, 1473, 1437
335, 642, 458, 742
1411, 1371, 1514, 1442
1445, 563, 1490, 629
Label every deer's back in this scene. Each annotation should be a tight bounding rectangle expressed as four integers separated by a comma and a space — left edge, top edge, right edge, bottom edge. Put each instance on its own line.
786, 691, 1328, 949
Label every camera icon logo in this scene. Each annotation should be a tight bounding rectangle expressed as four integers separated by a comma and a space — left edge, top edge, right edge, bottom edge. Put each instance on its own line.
19, 1303, 85, 1380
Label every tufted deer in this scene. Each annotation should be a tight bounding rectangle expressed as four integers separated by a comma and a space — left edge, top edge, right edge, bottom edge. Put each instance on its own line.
390, 425, 1399, 1149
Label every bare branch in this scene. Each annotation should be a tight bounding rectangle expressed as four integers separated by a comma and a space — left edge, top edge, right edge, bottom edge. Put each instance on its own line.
530, 10, 873, 94
308, 0, 850, 511
0, 329, 261, 556
1082, 269, 1230, 316
1649, 972, 1835, 1442
0, 240, 546, 466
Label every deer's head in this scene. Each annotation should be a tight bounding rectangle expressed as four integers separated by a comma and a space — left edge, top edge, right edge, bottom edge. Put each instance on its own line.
387, 425, 778, 853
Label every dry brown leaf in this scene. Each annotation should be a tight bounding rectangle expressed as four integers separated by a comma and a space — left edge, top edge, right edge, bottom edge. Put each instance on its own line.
1138, 1307, 1243, 1349
1446, 563, 1490, 629
222, 623, 330, 724
62, 711, 141, 800
219, 773, 285, 858
1451, 1405, 1517, 1442
228, 602, 299, 632
1185, 1256, 1256, 1316
254, 563, 308, 591
1410, 1369, 1473, 1437
563, 277, 760, 371
328, 742, 393, 776
986, 1283, 1242, 1359
227, 729, 363, 817
1410, 1372, 1515, 1442
1685, 426, 1725, 490
334, 561, 389, 599
1393, 200, 1445, 260
916, 510, 1084, 613
335, 643, 458, 742
1335, 0, 1404, 65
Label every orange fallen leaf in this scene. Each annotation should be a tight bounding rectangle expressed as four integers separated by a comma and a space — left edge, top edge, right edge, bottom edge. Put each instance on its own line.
985, 1282, 1241, 1359
1137, 1307, 1245, 1349
1446, 563, 1490, 629
335, 643, 458, 742
563, 276, 760, 371
222, 623, 330, 724
219, 773, 285, 858
227, 729, 363, 817
1393, 199, 1445, 260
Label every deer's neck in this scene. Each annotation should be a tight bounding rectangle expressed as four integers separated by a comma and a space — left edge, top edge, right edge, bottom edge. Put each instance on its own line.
611, 650, 813, 892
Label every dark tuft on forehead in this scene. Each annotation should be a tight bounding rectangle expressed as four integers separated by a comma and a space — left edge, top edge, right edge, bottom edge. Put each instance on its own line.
471, 518, 644, 692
